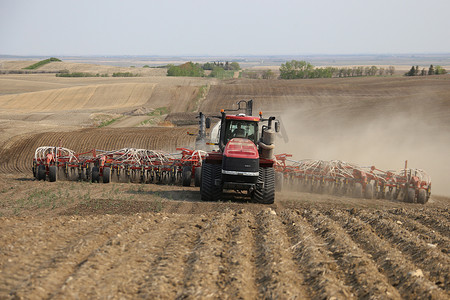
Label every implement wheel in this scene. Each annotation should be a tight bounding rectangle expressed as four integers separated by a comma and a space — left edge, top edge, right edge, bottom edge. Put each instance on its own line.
353, 183, 363, 198
37, 165, 46, 181
417, 189, 427, 204
49, 166, 57, 182
103, 167, 111, 183
406, 188, 416, 203
364, 183, 374, 199
194, 167, 202, 187
275, 172, 283, 192
91, 166, 100, 183
182, 166, 192, 187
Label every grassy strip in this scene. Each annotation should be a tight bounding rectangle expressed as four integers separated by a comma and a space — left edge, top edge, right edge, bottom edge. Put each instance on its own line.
190, 85, 209, 112
112, 72, 139, 77
139, 107, 170, 126
98, 117, 122, 128
23, 57, 61, 70
56, 72, 108, 77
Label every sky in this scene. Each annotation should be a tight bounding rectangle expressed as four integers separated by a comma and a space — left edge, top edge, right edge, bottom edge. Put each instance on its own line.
1, 0, 449, 56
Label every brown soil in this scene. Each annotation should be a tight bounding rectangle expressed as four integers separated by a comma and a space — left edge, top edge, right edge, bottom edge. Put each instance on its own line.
0, 65, 450, 298
0, 176, 448, 299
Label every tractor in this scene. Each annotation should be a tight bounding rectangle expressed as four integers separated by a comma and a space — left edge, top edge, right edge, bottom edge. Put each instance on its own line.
200, 100, 279, 204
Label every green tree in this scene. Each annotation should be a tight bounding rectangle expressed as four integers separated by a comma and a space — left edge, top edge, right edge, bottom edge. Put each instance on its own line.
405, 66, 416, 76
262, 69, 275, 79
230, 62, 241, 70
388, 66, 395, 76
435, 65, 447, 75
428, 64, 435, 75
167, 62, 205, 77
279, 60, 314, 79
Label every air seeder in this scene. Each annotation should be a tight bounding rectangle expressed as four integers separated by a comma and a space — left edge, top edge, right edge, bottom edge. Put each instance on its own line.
33, 146, 206, 186
274, 155, 432, 204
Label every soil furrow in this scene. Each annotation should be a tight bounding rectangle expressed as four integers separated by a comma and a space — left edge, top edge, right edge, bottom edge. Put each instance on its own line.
253, 208, 308, 299
0, 215, 126, 299
386, 209, 450, 253
356, 210, 450, 291
280, 209, 355, 299
301, 209, 402, 299
176, 209, 235, 299
389, 208, 450, 239
328, 209, 449, 299
135, 215, 201, 298
216, 209, 259, 299
57, 214, 197, 299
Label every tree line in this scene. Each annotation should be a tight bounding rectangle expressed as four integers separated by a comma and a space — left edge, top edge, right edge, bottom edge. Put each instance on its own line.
167, 61, 240, 78
279, 60, 395, 79
404, 64, 447, 76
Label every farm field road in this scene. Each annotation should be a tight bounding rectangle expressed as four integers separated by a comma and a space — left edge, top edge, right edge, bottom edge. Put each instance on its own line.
0, 175, 449, 299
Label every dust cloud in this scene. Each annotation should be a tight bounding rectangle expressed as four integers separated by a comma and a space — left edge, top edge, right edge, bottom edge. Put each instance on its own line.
274, 95, 450, 196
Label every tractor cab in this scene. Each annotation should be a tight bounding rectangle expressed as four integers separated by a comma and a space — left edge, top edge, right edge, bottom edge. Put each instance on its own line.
223, 115, 259, 146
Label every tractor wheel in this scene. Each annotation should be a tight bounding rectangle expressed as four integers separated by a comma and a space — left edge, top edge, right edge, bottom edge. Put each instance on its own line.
91, 166, 100, 183
417, 189, 428, 204
275, 172, 283, 192
37, 165, 46, 181
364, 183, 374, 199
194, 167, 202, 187
353, 183, 363, 198
200, 162, 222, 201
49, 166, 57, 182
406, 188, 416, 203
253, 167, 275, 204
103, 167, 111, 183
182, 166, 192, 187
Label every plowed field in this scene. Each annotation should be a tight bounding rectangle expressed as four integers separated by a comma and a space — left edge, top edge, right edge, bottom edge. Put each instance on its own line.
0, 66, 450, 298
0, 177, 449, 299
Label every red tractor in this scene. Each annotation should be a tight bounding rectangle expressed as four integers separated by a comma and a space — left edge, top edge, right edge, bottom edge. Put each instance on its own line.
200, 100, 279, 204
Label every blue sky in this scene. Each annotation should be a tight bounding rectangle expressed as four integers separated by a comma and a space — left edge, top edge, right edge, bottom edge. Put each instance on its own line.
1, 0, 449, 56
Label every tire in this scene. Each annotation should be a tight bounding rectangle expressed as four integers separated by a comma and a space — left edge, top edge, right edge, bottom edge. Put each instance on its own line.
48, 166, 57, 182
406, 188, 416, 203
103, 167, 111, 183
353, 182, 363, 198
91, 166, 100, 183
37, 165, 46, 181
417, 189, 428, 204
253, 167, 275, 204
200, 162, 222, 201
275, 172, 283, 192
364, 182, 374, 199
182, 166, 192, 187
194, 167, 202, 187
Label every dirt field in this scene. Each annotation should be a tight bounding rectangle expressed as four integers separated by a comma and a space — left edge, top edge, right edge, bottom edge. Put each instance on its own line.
0, 176, 449, 299
0, 62, 449, 298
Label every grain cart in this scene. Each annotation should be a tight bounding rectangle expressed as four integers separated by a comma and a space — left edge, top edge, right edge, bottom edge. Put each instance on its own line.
200, 100, 280, 203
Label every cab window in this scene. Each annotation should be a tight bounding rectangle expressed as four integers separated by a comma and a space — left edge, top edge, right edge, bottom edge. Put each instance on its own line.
225, 120, 258, 144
